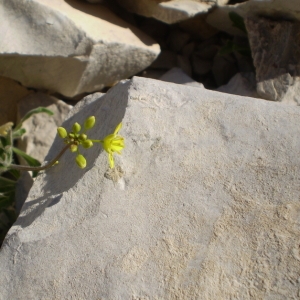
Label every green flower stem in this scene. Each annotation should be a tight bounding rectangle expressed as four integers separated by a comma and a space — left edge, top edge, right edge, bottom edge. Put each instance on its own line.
9, 144, 70, 172
90, 140, 103, 143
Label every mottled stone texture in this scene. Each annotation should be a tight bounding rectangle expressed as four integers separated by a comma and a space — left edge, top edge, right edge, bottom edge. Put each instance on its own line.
0, 77, 299, 299
246, 16, 300, 105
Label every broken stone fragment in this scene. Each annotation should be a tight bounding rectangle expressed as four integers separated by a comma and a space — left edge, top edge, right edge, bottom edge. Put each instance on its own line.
246, 16, 300, 104
0, 0, 160, 97
117, 0, 229, 24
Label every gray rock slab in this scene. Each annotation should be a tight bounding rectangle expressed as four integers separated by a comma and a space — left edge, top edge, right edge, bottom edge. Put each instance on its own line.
159, 67, 204, 88
246, 16, 300, 105
206, 0, 300, 36
117, 0, 227, 24
0, 0, 160, 97
217, 72, 259, 98
1, 77, 300, 299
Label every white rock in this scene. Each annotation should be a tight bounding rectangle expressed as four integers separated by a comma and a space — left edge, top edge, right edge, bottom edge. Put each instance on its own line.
0, 0, 160, 97
217, 72, 259, 98
17, 93, 72, 164
206, 0, 300, 36
0, 77, 299, 299
117, 0, 228, 24
159, 67, 204, 87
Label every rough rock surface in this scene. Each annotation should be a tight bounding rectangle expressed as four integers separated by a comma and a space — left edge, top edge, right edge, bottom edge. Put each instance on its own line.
0, 0, 160, 97
206, 0, 300, 36
0, 77, 300, 299
117, 0, 228, 24
0, 77, 32, 125
159, 67, 204, 88
17, 93, 72, 164
217, 72, 259, 98
245, 16, 300, 105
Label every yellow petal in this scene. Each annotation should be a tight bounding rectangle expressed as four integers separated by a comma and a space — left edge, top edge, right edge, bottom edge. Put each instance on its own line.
113, 123, 122, 135
108, 152, 114, 168
0, 122, 14, 136
111, 144, 124, 152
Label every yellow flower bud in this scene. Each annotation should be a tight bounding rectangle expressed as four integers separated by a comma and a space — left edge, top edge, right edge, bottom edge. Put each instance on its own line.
70, 144, 78, 152
79, 133, 87, 141
76, 154, 86, 169
84, 116, 95, 130
72, 122, 81, 133
82, 139, 93, 149
0, 122, 14, 136
68, 133, 75, 138
57, 127, 67, 139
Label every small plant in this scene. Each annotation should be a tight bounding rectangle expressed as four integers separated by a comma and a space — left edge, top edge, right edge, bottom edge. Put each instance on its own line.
0, 110, 125, 245
219, 12, 252, 58
57, 118, 125, 169
0, 107, 54, 243
4, 117, 125, 172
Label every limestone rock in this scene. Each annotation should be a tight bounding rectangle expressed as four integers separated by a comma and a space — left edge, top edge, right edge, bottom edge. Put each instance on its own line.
159, 67, 204, 87
116, 0, 228, 24
0, 0, 160, 97
0, 77, 32, 125
0, 77, 299, 299
17, 93, 72, 164
206, 0, 300, 36
245, 16, 300, 105
217, 72, 259, 98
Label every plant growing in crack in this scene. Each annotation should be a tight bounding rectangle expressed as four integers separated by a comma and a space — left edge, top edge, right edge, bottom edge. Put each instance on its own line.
0, 111, 125, 244
5, 116, 125, 172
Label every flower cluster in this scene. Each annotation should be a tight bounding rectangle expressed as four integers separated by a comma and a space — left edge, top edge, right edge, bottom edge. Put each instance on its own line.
57, 116, 125, 169
57, 116, 96, 168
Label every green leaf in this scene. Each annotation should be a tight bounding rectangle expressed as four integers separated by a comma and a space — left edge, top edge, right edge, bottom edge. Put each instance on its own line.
12, 147, 41, 177
0, 193, 14, 209
12, 147, 41, 167
229, 12, 247, 34
8, 169, 20, 180
14, 107, 54, 131
12, 128, 26, 139
0, 176, 16, 184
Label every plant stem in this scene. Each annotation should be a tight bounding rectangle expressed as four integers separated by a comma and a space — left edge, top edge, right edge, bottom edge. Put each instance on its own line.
90, 140, 103, 143
9, 144, 70, 172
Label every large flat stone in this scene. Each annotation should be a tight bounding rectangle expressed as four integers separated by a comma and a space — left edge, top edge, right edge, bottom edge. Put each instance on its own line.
0, 0, 160, 97
206, 0, 300, 36
0, 77, 299, 299
117, 0, 228, 24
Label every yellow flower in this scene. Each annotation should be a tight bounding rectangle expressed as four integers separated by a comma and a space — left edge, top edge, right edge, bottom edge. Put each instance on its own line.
0, 122, 14, 136
101, 123, 124, 168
